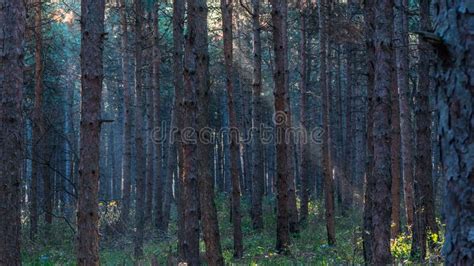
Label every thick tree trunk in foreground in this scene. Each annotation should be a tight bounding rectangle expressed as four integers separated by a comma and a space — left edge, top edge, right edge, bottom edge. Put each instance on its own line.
133, 0, 146, 258
119, 0, 132, 224
319, 0, 336, 246
394, 0, 414, 231
371, 0, 393, 264
431, 0, 473, 264
270, 0, 292, 254
250, 0, 265, 231
77, 0, 105, 264
221, 0, 243, 260
0, 0, 25, 264
195, 0, 225, 264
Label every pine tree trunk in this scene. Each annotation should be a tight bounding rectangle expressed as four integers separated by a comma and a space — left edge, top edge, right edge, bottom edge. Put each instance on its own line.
172, 0, 186, 259
371, 0, 393, 263
270, 0, 292, 254
319, 0, 336, 246
394, 0, 414, 231
31, 0, 45, 239
77, 0, 105, 264
133, 0, 146, 258
162, 110, 176, 232
145, 70, 155, 224
221, 0, 243, 259
182, 0, 203, 264
119, 0, 132, 224
362, 0, 375, 262
390, 47, 402, 239
299, 0, 310, 224
411, 1, 438, 259
151, 1, 162, 230
250, 0, 265, 231
0, 0, 25, 263
411, 0, 432, 260
431, 1, 473, 264
193, 0, 225, 264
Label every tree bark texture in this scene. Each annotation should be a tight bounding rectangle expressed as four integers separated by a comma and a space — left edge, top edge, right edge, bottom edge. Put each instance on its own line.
371, 0, 393, 263
270, 0, 293, 253
77, 0, 105, 264
431, 0, 473, 264
221, 0, 243, 260
0, 0, 26, 264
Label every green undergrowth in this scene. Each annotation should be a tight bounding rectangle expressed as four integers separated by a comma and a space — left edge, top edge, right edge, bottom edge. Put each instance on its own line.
22, 194, 443, 265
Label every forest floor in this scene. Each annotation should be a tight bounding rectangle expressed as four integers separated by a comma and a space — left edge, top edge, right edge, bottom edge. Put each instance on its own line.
22, 194, 443, 265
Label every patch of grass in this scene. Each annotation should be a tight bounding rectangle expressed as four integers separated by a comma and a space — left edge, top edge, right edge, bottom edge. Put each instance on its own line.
22, 195, 443, 265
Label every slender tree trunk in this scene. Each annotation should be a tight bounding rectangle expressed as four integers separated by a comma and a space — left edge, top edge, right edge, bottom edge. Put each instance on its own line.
172, 0, 186, 259
221, 0, 243, 259
371, 0, 393, 263
151, 1, 162, 230
162, 110, 176, 232
193, 0, 225, 263
182, 0, 203, 264
319, 0, 336, 246
432, 1, 473, 264
145, 72, 155, 224
343, 42, 354, 211
133, 0, 146, 258
250, 0, 265, 231
411, 1, 438, 260
77, 0, 105, 264
270, 0, 292, 254
30, 0, 43, 240
362, 0, 375, 262
390, 46, 402, 239
394, 0, 414, 232
298, 0, 310, 225
0, 0, 25, 263
119, 0, 132, 224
